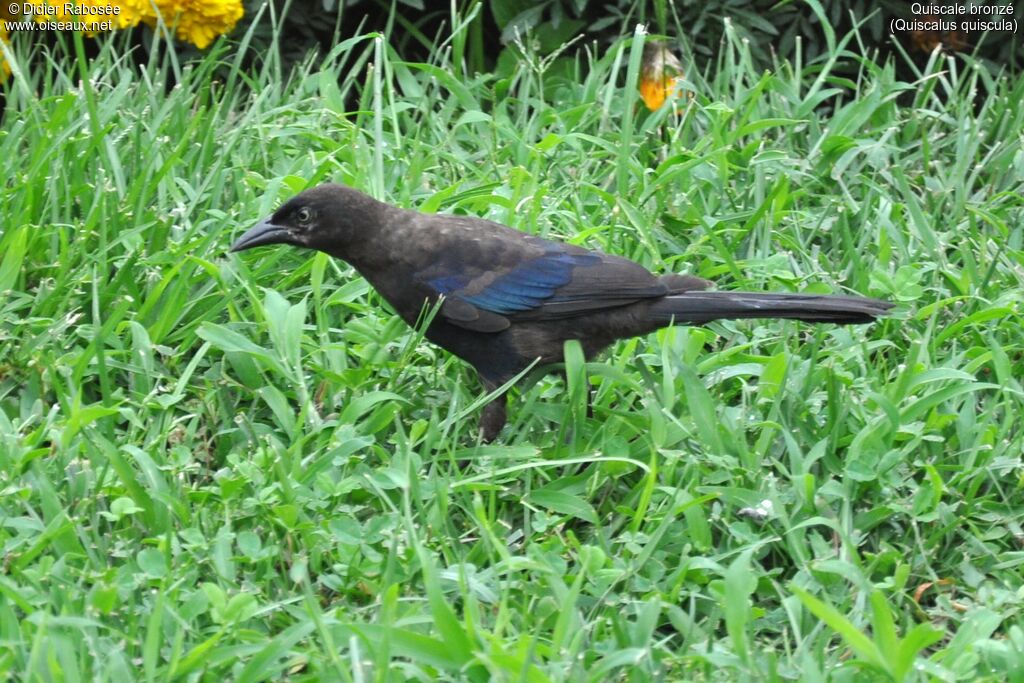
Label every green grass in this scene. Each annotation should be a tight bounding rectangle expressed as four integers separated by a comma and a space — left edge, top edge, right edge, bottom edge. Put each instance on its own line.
1, 9, 1024, 682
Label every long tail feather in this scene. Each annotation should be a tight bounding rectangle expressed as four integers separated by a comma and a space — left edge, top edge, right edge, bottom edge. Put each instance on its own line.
648, 291, 893, 325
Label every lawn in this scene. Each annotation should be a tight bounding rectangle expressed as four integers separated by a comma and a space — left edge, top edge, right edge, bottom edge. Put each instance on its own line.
1, 7, 1023, 682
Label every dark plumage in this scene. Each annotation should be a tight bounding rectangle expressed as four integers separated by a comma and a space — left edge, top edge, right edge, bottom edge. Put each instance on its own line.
231, 184, 893, 441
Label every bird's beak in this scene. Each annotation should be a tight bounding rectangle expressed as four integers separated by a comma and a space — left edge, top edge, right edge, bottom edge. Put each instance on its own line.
230, 218, 293, 252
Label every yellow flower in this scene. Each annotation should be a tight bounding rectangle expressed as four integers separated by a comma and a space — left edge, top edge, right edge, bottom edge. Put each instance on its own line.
111, 0, 151, 29
149, 0, 244, 49
1, 20, 10, 81
19, 2, 242, 48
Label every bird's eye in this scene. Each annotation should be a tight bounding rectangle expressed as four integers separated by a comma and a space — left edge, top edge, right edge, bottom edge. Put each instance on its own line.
296, 208, 313, 225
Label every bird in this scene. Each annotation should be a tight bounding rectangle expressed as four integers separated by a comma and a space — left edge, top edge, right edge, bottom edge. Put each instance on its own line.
231, 183, 892, 442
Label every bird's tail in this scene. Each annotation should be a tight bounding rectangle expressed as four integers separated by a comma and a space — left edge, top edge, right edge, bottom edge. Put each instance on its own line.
647, 291, 893, 325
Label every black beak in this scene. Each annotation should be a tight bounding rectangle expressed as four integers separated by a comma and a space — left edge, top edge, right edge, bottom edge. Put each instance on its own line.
230, 218, 293, 252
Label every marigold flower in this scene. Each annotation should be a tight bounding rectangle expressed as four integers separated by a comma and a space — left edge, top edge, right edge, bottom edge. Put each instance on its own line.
19, 1, 242, 48
1, 20, 10, 81
111, 0, 150, 29
148, 0, 244, 49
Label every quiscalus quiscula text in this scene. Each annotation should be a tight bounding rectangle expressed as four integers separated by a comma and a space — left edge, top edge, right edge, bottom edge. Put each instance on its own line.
231, 184, 892, 441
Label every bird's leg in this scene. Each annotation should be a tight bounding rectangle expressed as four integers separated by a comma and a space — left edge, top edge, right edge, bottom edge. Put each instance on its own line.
586, 378, 594, 419
479, 378, 508, 443
563, 377, 594, 444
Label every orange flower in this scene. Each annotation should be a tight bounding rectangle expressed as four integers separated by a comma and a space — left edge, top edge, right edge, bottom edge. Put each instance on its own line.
639, 41, 686, 111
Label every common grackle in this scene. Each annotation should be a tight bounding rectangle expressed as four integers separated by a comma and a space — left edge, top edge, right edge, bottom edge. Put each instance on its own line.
231, 184, 892, 441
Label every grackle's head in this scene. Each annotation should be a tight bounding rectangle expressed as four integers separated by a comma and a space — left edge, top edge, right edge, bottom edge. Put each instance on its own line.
230, 183, 380, 256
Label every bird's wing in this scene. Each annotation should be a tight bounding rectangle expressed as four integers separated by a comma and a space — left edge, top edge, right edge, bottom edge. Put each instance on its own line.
413, 221, 667, 333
